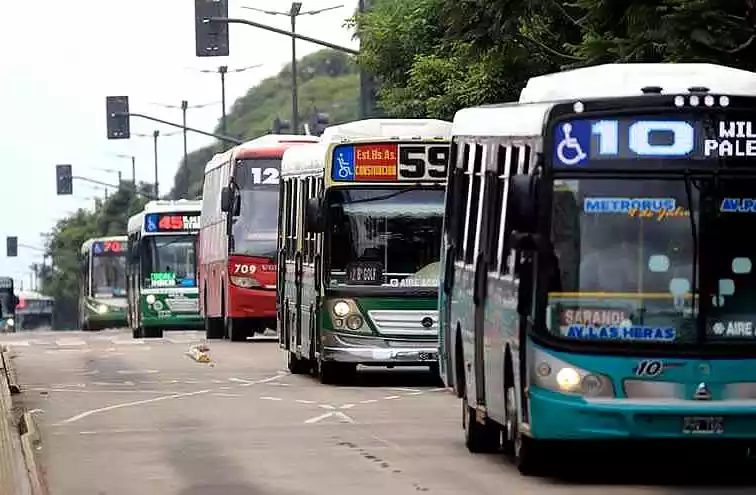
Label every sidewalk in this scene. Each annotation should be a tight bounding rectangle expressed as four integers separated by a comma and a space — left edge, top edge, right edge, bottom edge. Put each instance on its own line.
0, 346, 33, 495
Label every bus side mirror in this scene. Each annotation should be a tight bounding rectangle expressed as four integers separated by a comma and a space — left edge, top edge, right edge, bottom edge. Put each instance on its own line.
220, 187, 232, 212
13, 296, 18, 307
305, 198, 323, 232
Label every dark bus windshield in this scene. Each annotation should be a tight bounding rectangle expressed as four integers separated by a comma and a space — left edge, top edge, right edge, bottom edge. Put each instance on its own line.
547, 178, 698, 345
92, 254, 127, 298
232, 158, 280, 259
327, 188, 445, 288
547, 175, 756, 347
142, 235, 198, 289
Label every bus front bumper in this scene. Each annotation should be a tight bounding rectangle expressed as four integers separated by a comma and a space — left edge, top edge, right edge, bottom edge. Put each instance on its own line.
529, 387, 756, 440
321, 332, 437, 365
228, 286, 276, 319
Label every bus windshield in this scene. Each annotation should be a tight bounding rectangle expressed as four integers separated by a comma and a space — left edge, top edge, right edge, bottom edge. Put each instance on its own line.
546, 178, 698, 346
142, 235, 197, 289
232, 158, 280, 259
327, 187, 445, 288
92, 254, 127, 298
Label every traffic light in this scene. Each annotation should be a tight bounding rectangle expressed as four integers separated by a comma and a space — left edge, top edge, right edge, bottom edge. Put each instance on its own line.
56, 164, 73, 195
106, 96, 131, 139
6, 237, 17, 257
308, 112, 331, 136
195, 0, 229, 57
273, 117, 291, 134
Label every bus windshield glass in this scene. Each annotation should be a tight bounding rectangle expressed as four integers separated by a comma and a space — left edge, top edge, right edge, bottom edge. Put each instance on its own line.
546, 178, 698, 346
142, 235, 197, 289
327, 187, 445, 288
92, 253, 127, 298
232, 159, 280, 259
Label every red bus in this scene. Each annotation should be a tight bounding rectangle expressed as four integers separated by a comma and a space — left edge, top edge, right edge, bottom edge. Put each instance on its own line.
199, 134, 319, 341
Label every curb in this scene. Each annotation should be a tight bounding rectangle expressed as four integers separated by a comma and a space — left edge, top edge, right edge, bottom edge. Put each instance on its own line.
20, 412, 44, 495
0, 348, 32, 495
2, 348, 20, 394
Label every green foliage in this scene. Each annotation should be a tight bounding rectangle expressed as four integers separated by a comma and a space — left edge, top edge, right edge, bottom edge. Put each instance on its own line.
37, 184, 153, 329
169, 49, 361, 200
355, 0, 756, 119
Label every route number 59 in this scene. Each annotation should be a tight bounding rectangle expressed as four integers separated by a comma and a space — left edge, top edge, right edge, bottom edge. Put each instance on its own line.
398, 145, 449, 181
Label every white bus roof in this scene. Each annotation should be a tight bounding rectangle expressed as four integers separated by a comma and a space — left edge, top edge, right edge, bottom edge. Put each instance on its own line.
520, 63, 756, 103
320, 118, 452, 142
17, 291, 53, 301
281, 142, 330, 177
204, 134, 320, 174
127, 199, 202, 234
454, 63, 756, 138
80, 235, 127, 255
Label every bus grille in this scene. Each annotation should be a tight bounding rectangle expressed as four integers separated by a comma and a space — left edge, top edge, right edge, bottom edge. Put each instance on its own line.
165, 298, 198, 313
367, 310, 438, 336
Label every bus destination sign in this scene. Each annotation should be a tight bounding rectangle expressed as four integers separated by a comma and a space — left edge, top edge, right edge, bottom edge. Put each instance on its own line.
332, 143, 449, 182
145, 213, 200, 233
93, 240, 126, 255
552, 115, 756, 169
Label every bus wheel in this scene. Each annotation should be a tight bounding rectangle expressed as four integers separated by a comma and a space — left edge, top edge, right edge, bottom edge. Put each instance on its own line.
227, 318, 247, 342
463, 396, 500, 453
509, 392, 544, 476
144, 326, 163, 339
205, 318, 224, 340
287, 352, 310, 374
132, 327, 142, 339
318, 360, 355, 385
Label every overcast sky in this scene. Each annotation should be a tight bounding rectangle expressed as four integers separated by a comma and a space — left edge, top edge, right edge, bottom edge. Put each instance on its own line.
0, 0, 359, 290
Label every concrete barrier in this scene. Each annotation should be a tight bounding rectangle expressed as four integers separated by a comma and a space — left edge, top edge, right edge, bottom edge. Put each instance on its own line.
0, 347, 31, 494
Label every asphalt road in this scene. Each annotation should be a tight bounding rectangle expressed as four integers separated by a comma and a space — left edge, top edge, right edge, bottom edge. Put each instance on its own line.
1, 329, 755, 495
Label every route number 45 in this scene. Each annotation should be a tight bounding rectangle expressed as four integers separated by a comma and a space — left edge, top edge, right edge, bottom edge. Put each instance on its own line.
398, 145, 449, 181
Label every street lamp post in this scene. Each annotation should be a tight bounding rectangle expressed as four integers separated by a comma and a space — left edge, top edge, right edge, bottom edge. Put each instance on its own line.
196, 65, 262, 136
242, 3, 343, 134
114, 154, 137, 187
148, 100, 219, 166
152, 130, 160, 198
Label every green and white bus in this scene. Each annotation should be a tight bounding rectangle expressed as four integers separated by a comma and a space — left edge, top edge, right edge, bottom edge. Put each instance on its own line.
440, 63, 756, 473
279, 119, 452, 383
79, 236, 128, 330
126, 200, 202, 338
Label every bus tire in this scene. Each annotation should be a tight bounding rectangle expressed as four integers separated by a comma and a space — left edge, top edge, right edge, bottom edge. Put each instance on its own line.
133, 327, 142, 339
318, 360, 355, 385
508, 387, 544, 476
287, 352, 310, 374
144, 326, 163, 339
205, 318, 224, 339
227, 318, 247, 342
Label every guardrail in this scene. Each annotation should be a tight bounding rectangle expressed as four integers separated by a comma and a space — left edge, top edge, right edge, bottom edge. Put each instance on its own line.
0, 345, 35, 495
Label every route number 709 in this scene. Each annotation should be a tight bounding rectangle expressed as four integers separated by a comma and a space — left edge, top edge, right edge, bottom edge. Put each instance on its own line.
398, 144, 449, 181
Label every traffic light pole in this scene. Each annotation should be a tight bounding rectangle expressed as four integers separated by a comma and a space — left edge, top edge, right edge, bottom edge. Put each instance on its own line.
114, 112, 243, 145
72, 176, 156, 200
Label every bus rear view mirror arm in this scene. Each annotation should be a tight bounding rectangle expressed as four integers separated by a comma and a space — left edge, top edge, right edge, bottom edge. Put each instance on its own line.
305, 198, 323, 233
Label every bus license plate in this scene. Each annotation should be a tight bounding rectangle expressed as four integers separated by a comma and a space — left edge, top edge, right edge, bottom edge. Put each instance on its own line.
682, 416, 724, 435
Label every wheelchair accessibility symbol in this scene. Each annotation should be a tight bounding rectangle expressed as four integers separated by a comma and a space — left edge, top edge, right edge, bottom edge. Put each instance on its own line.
332, 145, 355, 180
554, 122, 589, 166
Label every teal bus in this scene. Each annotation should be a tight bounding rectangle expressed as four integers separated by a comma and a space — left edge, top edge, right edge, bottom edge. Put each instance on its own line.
79, 236, 128, 330
279, 119, 452, 384
126, 200, 202, 338
439, 63, 756, 474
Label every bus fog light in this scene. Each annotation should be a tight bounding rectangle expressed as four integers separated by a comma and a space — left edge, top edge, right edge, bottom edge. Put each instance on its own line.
146, 295, 156, 304
581, 374, 604, 396
346, 315, 363, 330
536, 362, 552, 377
152, 301, 164, 311
6, 318, 13, 327
556, 367, 581, 391
96, 304, 108, 314
333, 301, 350, 317
333, 318, 344, 328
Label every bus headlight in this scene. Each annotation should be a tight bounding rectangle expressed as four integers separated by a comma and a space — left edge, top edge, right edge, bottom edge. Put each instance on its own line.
346, 315, 364, 331
152, 301, 164, 311
230, 276, 261, 289
333, 301, 350, 318
6, 318, 14, 327
97, 304, 108, 314
146, 295, 156, 304
530, 347, 614, 398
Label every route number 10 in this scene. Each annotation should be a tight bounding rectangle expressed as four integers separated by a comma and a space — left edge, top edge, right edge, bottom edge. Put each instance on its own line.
592, 120, 695, 157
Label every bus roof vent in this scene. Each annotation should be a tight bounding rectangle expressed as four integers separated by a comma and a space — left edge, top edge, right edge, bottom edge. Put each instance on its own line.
688, 86, 710, 93
519, 63, 756, 103
641, 86, 663, 94
320, 119, 452, 143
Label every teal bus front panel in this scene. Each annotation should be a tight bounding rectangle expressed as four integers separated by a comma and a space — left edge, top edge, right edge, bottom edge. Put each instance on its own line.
527, 342, 756, 440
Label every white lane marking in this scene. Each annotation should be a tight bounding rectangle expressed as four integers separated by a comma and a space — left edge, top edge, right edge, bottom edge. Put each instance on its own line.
30, 388, 173, 395
55, 338, 86, 346
116, 370, 159, 375
228, 372, 287, 387
404, 391, 424, 396
111, 339, 145, 345
45, 349, 90, 354
360, 399, 378, 404
259, 396, 282, 401
0, 340, 29, 346
383, 395, 401, 400
340, 404, 355, 409
304, 411, 354, 424
430, 388, 446, 392
57, 389, 212, 425
318, 404, 335, 410
296, 399, 316, 404
391, 387, 421, 392
219, 386, 231, 390
213, 393, 242, 398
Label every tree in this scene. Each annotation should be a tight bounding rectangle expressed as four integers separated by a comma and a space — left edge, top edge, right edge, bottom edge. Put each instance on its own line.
354, 0, 756, 120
